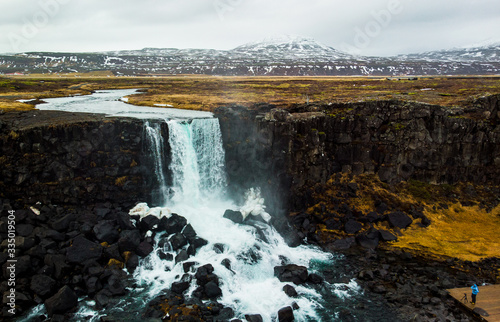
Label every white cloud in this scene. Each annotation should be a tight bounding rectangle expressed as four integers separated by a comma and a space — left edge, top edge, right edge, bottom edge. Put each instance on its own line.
0, 0, 499, 55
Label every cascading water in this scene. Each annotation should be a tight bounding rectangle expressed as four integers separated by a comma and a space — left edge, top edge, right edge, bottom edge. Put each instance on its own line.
144, 121, 168, 205
129, 117, 359, 321
166, 118, 227, 203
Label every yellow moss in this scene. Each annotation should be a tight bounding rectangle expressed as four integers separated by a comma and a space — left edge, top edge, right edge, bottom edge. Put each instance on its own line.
130, 159, 138, 167
8, 130, 19, 139
115, 176, 128, 187
107, 258, 125, 269
100, 242, 109, 247
123, 251, 132, 262
391, 203, 500, 262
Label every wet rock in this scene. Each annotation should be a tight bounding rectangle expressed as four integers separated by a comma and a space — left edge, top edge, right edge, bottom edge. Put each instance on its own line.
136, 241, 153, 257
169, 233, 188, 251
182, 224, 197, 239
213, 243, 225, 254
195, 264, 219, 286
307, 273, 323, 284
66, 236, 102, 264
387, 211, 413, 229
278, 306, 294, 322
274, 264, 309, 285
245, 314, 263, 322
183, 261, 196, 273
139, 215, 159, 232
171, 281, 190, 294
175, 250, 189, 264
283, 284, 298, 297
221, 258, 232, 271
204, 281, 222, 299
44, 286, 78, 316
125, 253, 139, 273
158, 213, 187, 234
223, 209, 244, 224
106, 274, 126, 296
217, 307, 235, 320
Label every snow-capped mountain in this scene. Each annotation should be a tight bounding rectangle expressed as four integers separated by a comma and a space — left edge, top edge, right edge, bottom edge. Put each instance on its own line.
0, 37, 499, 76
398, 43, 500, 63
232, 35, 353, 60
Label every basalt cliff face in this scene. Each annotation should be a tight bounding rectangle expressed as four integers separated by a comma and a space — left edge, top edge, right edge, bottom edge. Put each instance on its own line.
216, 95, 500, 213
1, 96, 498, 217
0, 111, 161, 208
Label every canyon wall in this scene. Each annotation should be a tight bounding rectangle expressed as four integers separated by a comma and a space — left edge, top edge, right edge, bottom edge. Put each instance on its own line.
216, 96, 500, 213
0, 111, 166, 208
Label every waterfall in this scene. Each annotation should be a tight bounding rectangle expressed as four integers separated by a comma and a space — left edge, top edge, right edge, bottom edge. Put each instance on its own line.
143, 121, 168, 205
133, 116, 345, 321
167, 118, 227, 203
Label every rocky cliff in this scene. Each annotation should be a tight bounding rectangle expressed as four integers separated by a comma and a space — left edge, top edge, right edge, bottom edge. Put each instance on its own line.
0, 110, 166, 208
216, 95, 500, 213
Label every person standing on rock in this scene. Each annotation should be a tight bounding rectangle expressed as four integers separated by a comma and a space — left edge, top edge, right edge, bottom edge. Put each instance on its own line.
471, 284, 479, 305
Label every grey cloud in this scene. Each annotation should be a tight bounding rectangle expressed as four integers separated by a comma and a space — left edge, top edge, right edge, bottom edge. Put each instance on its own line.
0, 0, 499, 55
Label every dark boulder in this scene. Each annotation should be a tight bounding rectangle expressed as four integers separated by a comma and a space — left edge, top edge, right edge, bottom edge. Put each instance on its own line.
387, 211, 413, 229
125, 253, 139, 273
118, 230, 141, 253
379, 230, 398, 242
169, 233, 188, 251
344, 219, 362, 234
283, 284, 298, 297
204, 281, 222, 299
66, 236, 102, 264
93, 220, 119, 244
331, 237, 356, 250
136, 241, 153, 257
139, 215, 160, 232
278, 306, 294, 322
175, 250, 190, 264
171, 281, 190, 294
223, 209, 244, 224
182, 224, 197, 239
274, 265, 308, 285
307, 273, 323, 284
245, 314, 263, 322
158, 213, 187, 234
44, 286, 78, 316
51, 214, 74, 232
356, 229, 380, 249
30, 274, 56, 298
195, 264, 218, 286
106, 274, 126, 296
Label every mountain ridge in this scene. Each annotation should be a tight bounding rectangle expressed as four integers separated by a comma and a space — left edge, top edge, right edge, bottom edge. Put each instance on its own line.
1, 36, 499, 76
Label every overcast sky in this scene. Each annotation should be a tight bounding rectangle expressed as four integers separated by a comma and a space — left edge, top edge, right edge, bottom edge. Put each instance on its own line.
1, 0, 499, 56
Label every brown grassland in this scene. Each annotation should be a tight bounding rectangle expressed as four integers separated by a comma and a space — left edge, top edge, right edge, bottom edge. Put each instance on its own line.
1, 74, 500, 112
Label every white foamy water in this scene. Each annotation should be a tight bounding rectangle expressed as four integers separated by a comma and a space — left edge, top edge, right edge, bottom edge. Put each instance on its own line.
131, 117, 338, 321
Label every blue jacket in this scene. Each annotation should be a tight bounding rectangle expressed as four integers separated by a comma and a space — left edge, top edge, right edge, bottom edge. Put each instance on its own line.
471, 284, 479, 294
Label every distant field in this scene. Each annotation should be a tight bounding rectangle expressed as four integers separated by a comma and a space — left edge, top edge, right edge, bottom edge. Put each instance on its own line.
1, 75, 500, 112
